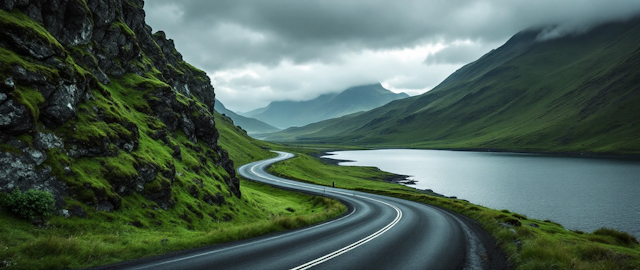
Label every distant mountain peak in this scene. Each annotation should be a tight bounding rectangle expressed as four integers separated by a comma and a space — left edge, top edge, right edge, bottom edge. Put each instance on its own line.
263, 17, 640, 154
214, 99, 280, 135
243, 83, 409, 129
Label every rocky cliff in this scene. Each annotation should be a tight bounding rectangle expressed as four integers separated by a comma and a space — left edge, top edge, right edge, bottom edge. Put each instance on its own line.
0, 0, 240, 215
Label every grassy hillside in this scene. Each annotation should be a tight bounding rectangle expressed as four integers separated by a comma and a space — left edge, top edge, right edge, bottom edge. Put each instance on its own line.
0, 111, 345, 270
265, 18, 640, 155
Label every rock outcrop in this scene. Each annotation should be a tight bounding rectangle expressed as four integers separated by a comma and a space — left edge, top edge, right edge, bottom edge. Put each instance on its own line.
0, 0, 240, 214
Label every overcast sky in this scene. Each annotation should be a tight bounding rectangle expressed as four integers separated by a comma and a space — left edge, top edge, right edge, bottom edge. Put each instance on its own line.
143, 0, 640, 112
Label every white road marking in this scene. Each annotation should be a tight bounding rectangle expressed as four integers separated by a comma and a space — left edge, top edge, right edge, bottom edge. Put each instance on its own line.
247, 152, 404, 270
290, 197, 402, 270
131, 204, 356, 269
133, 151, 403, 270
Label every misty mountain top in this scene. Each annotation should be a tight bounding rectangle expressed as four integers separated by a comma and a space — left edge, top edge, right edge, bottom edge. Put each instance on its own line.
144, 1, 640, 112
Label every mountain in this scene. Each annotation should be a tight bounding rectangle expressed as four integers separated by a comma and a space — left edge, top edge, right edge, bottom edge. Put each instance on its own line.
264, 18, 640, 155
243, 83, 409, 129
214, 99, 280, 135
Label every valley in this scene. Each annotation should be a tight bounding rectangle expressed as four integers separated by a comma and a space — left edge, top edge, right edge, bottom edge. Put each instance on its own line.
1, 1, 639, 269
263, 18, 640, 156
214, 99, 280, 136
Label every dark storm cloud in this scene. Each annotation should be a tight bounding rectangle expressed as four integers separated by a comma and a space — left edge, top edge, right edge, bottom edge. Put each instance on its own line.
145, 0, 640, 69
143, 0, 498, 71
143, 0, 640, 111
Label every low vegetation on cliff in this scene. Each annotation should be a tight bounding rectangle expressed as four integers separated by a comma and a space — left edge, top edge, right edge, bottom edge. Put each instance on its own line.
0, 1, 345, 269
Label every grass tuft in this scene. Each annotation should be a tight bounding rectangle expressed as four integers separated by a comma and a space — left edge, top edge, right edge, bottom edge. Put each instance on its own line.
593, 228, 639, 247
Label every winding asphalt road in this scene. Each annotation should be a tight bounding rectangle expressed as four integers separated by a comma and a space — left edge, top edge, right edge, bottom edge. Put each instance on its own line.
104, 151, 507, 270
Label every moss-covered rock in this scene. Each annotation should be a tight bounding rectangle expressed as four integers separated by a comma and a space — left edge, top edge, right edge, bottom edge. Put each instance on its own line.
0, 0, 241, 223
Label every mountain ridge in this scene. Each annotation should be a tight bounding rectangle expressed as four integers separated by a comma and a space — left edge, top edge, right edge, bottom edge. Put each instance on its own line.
214, 99, 280, 135
244, 83, 408, 129
263, 17, 640, 155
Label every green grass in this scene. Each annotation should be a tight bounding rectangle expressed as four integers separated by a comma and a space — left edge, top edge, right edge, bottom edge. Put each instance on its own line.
0, 44, 55, 120
0, 110, 347, 269
11, 86, 44, 119
111, 21, 136, 39
0, 9, 64, 55
0, 187, 345, 269
269, 149, 640, 269
0, 80, 348, 269
269, 152, 416, 192
0, 9, 65, 121
215, 112, 277, 165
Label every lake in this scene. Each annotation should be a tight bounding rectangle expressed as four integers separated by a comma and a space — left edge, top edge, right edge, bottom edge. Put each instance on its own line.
324, 149, 640, 237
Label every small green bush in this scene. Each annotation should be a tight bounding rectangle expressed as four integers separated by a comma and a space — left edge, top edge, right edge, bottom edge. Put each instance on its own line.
3, 188, 55, 220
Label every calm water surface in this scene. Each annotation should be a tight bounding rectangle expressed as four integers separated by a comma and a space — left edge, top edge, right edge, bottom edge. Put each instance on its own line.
325, 149, 640, 237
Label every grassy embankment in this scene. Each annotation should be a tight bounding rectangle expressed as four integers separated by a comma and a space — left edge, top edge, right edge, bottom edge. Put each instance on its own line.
0, 111, 345, 270
0, 187, 344, 270
268, 149, 640, 270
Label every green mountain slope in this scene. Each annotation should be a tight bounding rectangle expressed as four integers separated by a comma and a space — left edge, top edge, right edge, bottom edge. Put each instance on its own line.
243, 83, 408, 129
264, 18, 640, 154
214, 99, 280, 135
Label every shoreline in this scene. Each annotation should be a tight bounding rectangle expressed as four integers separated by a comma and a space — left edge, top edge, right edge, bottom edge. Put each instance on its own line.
297, 143, 640, 160
368, 146, 640, 160
312, 148, 640, 238
311, 151, 448, 198
276, 150, 640, 268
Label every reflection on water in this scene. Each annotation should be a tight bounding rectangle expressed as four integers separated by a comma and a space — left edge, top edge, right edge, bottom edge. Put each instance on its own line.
326, 149, 640, 237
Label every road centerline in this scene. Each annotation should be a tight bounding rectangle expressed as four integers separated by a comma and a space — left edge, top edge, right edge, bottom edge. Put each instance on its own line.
290, 197, 403, 270
243, 152, 405, 270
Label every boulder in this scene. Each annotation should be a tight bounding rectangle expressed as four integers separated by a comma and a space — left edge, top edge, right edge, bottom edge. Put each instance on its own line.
0, 98, 33, 134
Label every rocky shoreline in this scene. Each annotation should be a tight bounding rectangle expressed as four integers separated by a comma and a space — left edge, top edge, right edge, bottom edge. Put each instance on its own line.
311, 151, 448, 198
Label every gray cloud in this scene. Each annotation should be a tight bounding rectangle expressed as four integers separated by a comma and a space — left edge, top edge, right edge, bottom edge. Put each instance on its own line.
143, 0, 640, 111
424, 41, 501, 65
